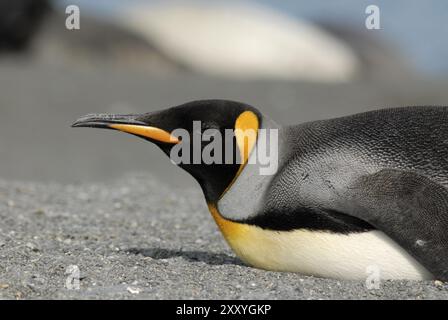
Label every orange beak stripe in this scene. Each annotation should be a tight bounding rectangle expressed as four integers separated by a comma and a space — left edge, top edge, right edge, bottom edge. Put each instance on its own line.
108, 124, 179, 144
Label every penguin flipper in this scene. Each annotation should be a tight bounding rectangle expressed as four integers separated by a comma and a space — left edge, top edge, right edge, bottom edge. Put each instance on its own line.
341, 169, 448, 280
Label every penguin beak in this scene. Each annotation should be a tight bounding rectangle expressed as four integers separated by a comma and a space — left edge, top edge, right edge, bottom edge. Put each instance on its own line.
72, 114, 179, 144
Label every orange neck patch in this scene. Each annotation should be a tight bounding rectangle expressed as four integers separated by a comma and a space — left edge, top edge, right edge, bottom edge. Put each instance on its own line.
207, 203, 246, 243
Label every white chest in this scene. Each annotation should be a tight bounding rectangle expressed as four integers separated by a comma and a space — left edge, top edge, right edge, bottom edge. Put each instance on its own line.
211, 207, 432, 280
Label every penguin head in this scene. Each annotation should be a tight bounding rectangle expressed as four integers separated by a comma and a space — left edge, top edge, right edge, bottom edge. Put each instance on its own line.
72, 100, 262, 202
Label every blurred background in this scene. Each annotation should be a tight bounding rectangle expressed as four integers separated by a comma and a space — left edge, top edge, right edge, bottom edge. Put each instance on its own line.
0, 0, 447, 188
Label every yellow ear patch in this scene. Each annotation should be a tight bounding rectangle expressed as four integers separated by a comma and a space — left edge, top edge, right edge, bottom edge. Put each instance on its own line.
234, 111, 259, 168
219, 110, 259, 198
109, 124, 179, 144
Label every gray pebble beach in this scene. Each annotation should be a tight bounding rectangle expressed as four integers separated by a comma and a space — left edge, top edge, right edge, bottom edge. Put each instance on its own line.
0, 174, 448, 299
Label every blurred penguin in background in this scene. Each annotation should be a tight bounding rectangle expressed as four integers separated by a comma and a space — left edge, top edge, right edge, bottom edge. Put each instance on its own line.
0, 0, 51, 52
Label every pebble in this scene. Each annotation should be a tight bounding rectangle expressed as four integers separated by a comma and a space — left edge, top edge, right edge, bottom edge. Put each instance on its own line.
127, 287, 141, 294
434, 280, 444, 287
25, 242, 39, 252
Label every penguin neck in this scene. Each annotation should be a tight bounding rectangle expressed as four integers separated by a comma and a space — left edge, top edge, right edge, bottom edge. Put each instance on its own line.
216, 117, 285, 222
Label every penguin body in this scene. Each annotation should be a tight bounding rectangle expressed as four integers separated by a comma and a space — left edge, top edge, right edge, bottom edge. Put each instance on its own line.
73, 101, 448, 280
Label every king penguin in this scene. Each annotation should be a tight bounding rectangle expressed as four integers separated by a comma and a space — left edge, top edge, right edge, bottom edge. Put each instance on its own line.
72, 100, 448, 281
